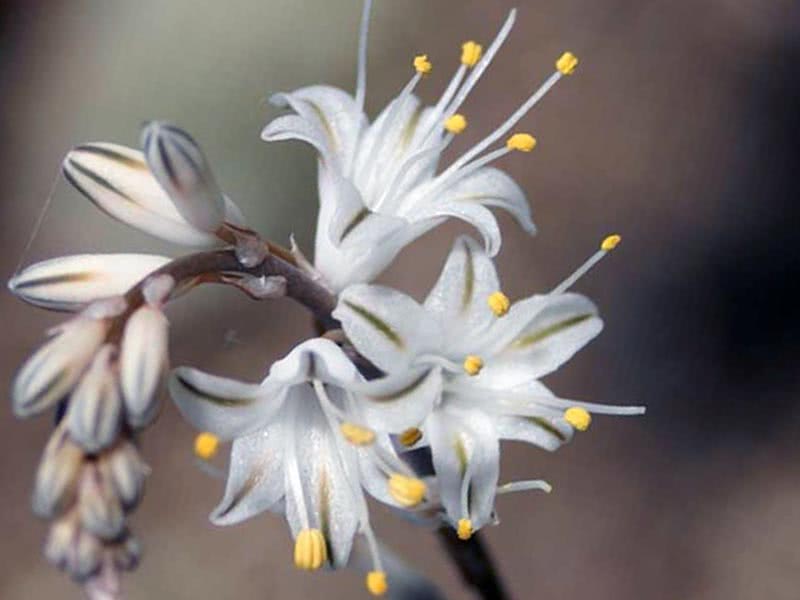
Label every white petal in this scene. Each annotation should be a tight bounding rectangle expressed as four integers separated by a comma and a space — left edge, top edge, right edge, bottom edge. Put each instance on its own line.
63, 143, 220, 246
261, 115, 332, 162
427, 406, 500, 530
119, 305, 168, 427
267, 338, 361, 387
408, 201, 501, 257
283, 391, 360, 568
13, 317, 109, 418
141, 122, 226, 233
435, 167, 534, 234
424, 236, 501, 347
356, 367, 442, 433
168, 367, 275, 439
210, 421, 286, 525
8, 253, 170, 312
334, 284, 443, 374
269, 85, 366, 171
496, 293, 603, 378
67, 345, 122, 452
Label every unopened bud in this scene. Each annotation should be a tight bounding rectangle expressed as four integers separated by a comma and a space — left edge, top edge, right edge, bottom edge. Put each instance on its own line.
32, 426, 85, 519
78, 464, 125, 540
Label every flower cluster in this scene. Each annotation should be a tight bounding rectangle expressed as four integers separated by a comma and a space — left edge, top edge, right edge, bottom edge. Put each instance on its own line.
8, 3, 644, 599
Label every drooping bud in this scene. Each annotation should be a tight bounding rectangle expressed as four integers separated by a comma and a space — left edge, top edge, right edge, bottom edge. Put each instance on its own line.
45, 513, 103, 581
78, 463, 125, 540
104, 441, 149, 511
8, 253, 170, 312
67, 345, 123, 452
13, 315, 109, 418
32, 425, 85, 519
109, 532, 142, 572
119, 304, 169, 428
140, 121, 226, 234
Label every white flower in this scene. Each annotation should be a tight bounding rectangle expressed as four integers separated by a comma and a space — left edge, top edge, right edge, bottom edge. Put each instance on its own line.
169, 338, 432, 594
8, 253, 170, 312
334, 235, 644, 535
263, 3, 579, 290
63, 125, 245, 247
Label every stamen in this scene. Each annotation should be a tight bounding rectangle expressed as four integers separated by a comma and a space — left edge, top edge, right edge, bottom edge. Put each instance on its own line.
487, 291, 510, 316
564, 407, 591, 431
549, 234, 622, 295
497, 479, 552, 495
462, 355, 484, 376
413, 54, 433, 75
388, 474, 427, 507
366, 571, 388, 596
444, 114, 468, 134
355, 0, 374, 111
340, 422, 376, 446
506, 133, 537, 152
293, 528, 328, 571
193, 432, 219, 460
457, 518, 473, 540
461, 41, 483, 67
398, 427, 422, 447
556, 51, 579, 75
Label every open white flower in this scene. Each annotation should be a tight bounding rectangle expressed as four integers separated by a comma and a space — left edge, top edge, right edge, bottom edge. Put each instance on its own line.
263, 3, 579, 290
169, 338, 432, 596
334, 235, 645, 536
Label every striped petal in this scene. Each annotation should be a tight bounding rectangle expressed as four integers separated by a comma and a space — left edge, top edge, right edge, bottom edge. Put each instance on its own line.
8, 253, 170, 312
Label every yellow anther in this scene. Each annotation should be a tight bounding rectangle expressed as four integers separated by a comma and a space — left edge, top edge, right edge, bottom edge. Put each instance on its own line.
506, 133, 537, 152
564, 407, 592, 431
461, 41, 483, 67
293, 528, 327, 571
413, 54, 432, 75
600, 234, 622, 251
340, 422, 375, 446
193, 432, 219, 460
457, 518, 473, 540
463, 355, 484, 376
366, 571, 388, 596
556, 51, 579, 75
398, 427, 422, 447
388, 474, 427, 507
444, 114, 468, 134
487, 291, 510, 317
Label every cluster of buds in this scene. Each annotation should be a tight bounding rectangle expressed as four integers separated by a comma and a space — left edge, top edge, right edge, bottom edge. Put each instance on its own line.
14, 275, 173, 592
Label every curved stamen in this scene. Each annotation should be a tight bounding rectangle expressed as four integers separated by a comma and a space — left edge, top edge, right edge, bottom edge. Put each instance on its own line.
550, 235, 621, 295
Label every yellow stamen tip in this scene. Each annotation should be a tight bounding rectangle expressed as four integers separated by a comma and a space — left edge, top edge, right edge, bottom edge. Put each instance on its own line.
564, 407, 592, 431
340, 422, 375, 446
293, 528, 328, 571
366, 571, 388, 596
600, 234, 621, 251
487, 291, 510, 317
398, 427, 423, 447
413, 54, 432, 75
556, 51, 579, 75
461, 41, 483, 67
506, 133, 537, 152
444, 113, 468, 134
457, 518, 473, 540
463, 355, 484, 376
388, 474, 427, 508
193, 432, 219, 460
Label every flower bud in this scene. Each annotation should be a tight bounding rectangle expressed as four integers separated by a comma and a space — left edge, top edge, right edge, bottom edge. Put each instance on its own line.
13, 316, 109, 418
67, 345, 123, 452
104, 441, 149, 510
78, 463, 125, 540
110, 532, 141, 572
32, 426, 85, 519
140, 121, 225, 234
8, 253, 170, 312
63, 142, 243, 246
119, 305, 169, 427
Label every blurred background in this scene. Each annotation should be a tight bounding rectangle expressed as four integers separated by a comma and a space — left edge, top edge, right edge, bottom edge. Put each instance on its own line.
1, 0, 798, 598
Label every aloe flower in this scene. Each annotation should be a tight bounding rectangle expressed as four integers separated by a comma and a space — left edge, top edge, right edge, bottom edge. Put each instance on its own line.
169, 338, 434, 596
334, 235, 645, 537
263, 3, 580, 290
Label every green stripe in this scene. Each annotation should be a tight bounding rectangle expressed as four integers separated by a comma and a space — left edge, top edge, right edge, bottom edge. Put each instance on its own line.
339, 207, 370, 242
176, 374, 256, 407
525, 416, 567, 442
343, 300, 405, 348
367, 371, 429, 402
461, 242, 474, 312
512, 314, 593, 349
13, 272, 96, 290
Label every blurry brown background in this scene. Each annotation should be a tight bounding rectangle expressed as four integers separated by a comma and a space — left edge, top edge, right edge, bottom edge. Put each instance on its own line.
1, 0, 798, 598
